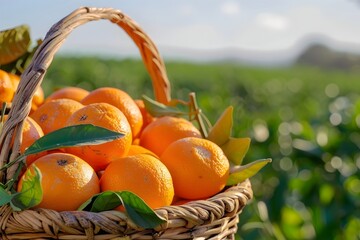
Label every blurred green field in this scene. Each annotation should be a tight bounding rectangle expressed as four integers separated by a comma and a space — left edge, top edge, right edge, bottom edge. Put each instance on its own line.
43, 56, 360, 240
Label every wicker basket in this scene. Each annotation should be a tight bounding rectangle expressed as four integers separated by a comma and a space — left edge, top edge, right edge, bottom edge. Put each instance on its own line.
0, 7, 253, 240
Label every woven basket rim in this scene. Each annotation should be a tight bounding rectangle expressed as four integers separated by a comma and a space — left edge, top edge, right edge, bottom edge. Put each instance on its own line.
0, 7, 254, 239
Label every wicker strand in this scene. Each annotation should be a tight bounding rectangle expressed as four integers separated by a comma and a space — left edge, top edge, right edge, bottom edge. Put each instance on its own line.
0, 180, 252, 239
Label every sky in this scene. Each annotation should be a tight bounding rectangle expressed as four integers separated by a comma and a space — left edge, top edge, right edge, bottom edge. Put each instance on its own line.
2, 0, 360, 63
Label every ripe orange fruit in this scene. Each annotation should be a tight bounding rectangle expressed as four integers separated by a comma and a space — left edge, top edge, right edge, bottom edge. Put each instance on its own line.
8, 73, 44, 112
160, 137, 230, 200
4, 115, 46, 166
81, 87, 143, 138
100, 154, 174, 209
127, 145, 158, 158
65, 102, 132, 171
32, 86, 45, 107
0, 69, 15, 106
45, 86, 90, 103
139, 116, 202, 157
20, 117, 47, 165
18, 153, 100, 211
31, 86, 45, 113
7, 72, 19, 89
134, 99, 155, 131
30, 99, 84, 135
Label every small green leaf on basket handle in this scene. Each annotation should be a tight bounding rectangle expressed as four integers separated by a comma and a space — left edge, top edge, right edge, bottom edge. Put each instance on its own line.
78, 190, 166, 229
142, 95, 186, 117
221, 137, 251, 165
24, 124, 124, 157
227, 158, 272, 186
9, 166, 42, 211
207, 106, 233, 146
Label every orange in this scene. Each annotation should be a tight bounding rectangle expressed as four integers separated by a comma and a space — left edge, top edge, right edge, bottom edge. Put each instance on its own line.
7, 72, 20, 90
30, 99, 84, 135
139, 116, 202, 157
20, 117, 47, 166
45, 86, 90, 103
81, 87, 143, 138
134, 99, 155, 132
18, 153, 100, 211
160, 137, 230, 200
0, 69, 15, 106
65, 102, 132, 172
32, 86, 45, 107
8, 73, 44, 112
100, 154, 174, 209
31, 86, 45, 113
4, 115, 46, 166
127, 145, 158, 158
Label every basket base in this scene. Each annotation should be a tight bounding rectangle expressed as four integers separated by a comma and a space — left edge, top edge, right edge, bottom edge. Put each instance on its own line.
0, 180, 252, 240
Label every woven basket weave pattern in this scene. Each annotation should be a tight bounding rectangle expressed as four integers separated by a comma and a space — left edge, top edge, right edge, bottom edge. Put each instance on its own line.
0, 7, 253, 239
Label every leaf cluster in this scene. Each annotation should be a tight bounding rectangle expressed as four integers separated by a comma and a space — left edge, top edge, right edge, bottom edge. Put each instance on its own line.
0, 25, 41, 74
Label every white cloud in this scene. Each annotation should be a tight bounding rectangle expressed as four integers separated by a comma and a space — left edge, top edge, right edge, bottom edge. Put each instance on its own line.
256, 13, 289, 31
221, 1, 241, 16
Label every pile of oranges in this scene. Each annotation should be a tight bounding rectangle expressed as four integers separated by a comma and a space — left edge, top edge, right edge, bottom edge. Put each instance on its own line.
1, 69, 230, 212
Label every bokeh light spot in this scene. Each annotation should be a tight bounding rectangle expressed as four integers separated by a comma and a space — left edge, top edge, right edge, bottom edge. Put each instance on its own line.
330, 113, 342, 126
330, 156, 343, 169
278, 122, 291, 135
325, 83, 339, 98
298, 169, 312, 181
253, 120, 269, 142
280, 157, 293, 171
345, 177, 360, 195
316, 130, 328, 146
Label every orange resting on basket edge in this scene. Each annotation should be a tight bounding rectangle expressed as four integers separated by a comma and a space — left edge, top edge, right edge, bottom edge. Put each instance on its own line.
1, 76, 265, 212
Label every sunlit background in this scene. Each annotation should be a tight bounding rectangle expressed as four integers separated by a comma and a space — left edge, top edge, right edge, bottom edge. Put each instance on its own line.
2, 0, 360, 64
2, 1, 360, 240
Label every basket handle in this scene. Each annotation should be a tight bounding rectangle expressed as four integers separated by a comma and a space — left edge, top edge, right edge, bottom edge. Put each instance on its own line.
0, 7, 171, 182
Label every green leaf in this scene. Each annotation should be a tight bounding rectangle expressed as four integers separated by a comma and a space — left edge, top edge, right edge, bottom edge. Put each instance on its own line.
79, 190, 166, 229
10, 166, 42, 210
222, 137, 251, 165
0, 25, 31, 65
1, 38, 42, 75
207, 106, 233, 146
9, 201, 22, 212
24, 124, 124, 157
118, 191, 166, 229
142, 95, 186, 117
78, 191, 122, 212
227, 158, 272, 186
0, 187, 12, 206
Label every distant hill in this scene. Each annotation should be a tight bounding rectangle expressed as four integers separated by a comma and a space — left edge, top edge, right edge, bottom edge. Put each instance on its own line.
160, 39, 360, 70
295, 43, 360, 71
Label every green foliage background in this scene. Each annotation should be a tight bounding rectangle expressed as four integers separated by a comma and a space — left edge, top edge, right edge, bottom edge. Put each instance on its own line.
42, 56, 360, 240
